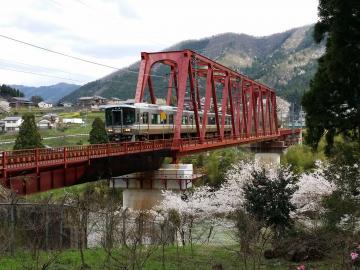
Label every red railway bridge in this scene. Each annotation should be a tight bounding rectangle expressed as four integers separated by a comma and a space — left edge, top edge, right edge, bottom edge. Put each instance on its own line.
0, 50, 301, 195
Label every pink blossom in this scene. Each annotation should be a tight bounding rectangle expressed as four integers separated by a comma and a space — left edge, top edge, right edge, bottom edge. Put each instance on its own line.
297, 265, 306, 270
351, 252, 359, 261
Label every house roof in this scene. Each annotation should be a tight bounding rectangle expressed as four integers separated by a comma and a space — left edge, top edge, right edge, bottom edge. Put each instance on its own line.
2, 116, 22, 121
43, 113, 58, 118
38, 119, 51, 123
10, 97, 32, 103
78, 95, 107, 101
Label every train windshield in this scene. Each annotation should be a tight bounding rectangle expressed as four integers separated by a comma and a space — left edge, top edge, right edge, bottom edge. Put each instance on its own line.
122, 108, 135, 125
105, 107, 135, 126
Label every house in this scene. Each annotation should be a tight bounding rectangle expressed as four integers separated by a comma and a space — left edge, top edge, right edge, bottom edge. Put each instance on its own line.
37, 119, 53, 129
58, 102, 73, 107
8, 97, 33, 108
37, 113, 59, 129
124, 99, 135, 105
106, 97, 123, 105
38, 101, 53, 109
2, 116, 23, 132
42, 113, 59, 124
77, 96, 107, 108
62, 118, 84, 124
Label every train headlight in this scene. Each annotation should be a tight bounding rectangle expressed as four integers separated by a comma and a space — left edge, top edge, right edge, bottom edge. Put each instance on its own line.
124, 128, 131, 132
107, 128, 113, 132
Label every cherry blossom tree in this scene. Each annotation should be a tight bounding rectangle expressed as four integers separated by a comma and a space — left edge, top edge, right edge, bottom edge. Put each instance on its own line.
291, 161, 335, 222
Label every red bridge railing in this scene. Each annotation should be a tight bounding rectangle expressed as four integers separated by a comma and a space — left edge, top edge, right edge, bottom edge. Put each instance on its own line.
0, 129, 301, 195
0, 129, 301, 174
0, 139, 174, 173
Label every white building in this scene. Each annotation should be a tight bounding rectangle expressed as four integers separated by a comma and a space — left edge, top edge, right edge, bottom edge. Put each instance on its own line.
42, 113, 59, 124
38, 101, 53, 109
2, 116, 23, 132
106, 97, 123, 105
58, 102, 73, 107
37, 119, 53, 129
62, 118, 84, 124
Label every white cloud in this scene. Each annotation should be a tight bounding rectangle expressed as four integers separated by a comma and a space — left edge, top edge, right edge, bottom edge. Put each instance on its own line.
0, 0, 318, 86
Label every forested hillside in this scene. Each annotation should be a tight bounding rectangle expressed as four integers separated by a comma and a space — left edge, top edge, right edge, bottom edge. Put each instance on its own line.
62, 25, 324, 111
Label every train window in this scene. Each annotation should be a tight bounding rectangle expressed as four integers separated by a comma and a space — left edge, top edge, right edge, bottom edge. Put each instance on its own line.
208, 117, 216, 125
226, 116, 232, 125
182, 115, 188, 125
160, 118, 166, 124
168, 114, 174, 124
113, 110, 122, 126
123, 108, 135, 125
136, 113, 140, 123
105, 108, 112, 126
152, 114, 159, 124
142, 112, 149, 124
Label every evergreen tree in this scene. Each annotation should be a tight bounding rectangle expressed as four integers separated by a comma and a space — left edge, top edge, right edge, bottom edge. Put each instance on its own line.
30, 95, 44, 104
89, 117, 109, 144
13, 114, 43, 150
302, 0, 360, 152
0, 84, 24, 98
244, 168, 298, 235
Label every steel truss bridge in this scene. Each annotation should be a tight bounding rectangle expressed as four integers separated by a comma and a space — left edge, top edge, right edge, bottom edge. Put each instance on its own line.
0, 50, 301, 195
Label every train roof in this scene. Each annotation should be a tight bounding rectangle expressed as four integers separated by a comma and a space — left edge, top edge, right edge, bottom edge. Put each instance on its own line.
104, 103, 231, 116
105, 103, 178, 111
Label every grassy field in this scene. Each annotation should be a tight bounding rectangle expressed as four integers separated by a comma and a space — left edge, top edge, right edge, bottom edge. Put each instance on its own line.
0, 110, 105, 150
0, 245, 337, 270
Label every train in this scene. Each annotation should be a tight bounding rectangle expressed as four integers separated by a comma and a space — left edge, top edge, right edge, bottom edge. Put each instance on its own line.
104, 103, 233, 141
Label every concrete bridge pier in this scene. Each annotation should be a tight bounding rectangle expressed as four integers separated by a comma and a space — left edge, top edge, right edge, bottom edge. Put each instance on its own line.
254, 152, 281, 165
110, 164, 200, 210
250, 141, 287, 165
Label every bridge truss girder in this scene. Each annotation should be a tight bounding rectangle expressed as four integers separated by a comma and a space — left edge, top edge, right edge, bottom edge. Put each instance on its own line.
134, 50, 278, 142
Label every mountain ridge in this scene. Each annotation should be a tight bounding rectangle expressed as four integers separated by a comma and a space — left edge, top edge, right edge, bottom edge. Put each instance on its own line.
12, 83, 80, 103
61, 24, 324, 110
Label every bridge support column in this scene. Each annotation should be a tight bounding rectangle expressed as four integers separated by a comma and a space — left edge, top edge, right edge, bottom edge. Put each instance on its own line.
111, 164, 201, 210
250, 141, 286, 165
254, 153, 280, 165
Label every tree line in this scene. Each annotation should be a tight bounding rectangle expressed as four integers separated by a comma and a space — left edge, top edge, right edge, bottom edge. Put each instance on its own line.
0, 84, 24, 98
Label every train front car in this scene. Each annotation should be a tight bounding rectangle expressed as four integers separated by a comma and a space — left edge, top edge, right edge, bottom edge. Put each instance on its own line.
105, 102, 233, 142
105, 105, 137, 141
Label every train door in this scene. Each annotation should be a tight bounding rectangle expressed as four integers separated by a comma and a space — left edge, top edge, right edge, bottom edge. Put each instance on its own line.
112, 107, 123, 133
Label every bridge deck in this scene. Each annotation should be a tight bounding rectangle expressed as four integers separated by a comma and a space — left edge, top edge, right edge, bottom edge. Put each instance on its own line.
0, 128, 300, 173
0, 128, 301, 195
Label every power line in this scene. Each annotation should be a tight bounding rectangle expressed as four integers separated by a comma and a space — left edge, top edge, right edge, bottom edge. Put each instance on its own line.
0, 33, 167, 79
0, 58, 91, 80
0, 66, 83, 83
0, 33, 251, 83
0, 34, 121, 70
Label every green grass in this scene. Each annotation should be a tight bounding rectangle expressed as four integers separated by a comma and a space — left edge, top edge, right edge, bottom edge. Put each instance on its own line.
24, 182, 93, 202
24, 179, 121, 202
0, 111, 104, 150
0, 245, 342, 270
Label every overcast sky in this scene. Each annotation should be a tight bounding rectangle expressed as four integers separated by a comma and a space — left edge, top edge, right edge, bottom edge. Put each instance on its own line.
0, 0, 318, 87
